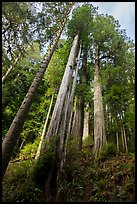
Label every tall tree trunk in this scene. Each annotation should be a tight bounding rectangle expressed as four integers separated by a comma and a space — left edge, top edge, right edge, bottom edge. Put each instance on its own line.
67, 45, 82, 136
57, 84, 72, 169
41, 32, 79, 202
71, 105, 77, 136
120, 115, 128, 153
76, 44, 87, 150
104, 104, 109, 135
77, 95, 84, 151
45, 33, 79, 143
121, 126, 125, 150
2, 52, 21, 83
81, 45, 88, 141
71, 95, 84, 151
93, 44, 107, 158
83, 102, 89, 140
115, 118, 119, 153
116, 130, 119, 153
123, 126, 128, 153
63, 45, 82, 163
55, 87, 72, 202
35, 94, 54, 160
70, 44, 87, 151
2, 14, 68, 179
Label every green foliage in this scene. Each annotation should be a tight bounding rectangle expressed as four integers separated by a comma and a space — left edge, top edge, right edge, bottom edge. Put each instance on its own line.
2, 160, 42, 202
2, 145, 135, 202
66, 137, 81, 161
45, 39, 70, 91
19, 137, 40, 160
2, 42, 42, 139
125, 101, 135, 130
93, 14, 118, 43
98, 143, 116, 161
57, 149, 135, 202
13, 160, 34, 180
67, 4, 96, 42
2, 2, 33, 58
100, 36, 135, 149
2, 2, 73, 59
82, 135, 93, 148
2, 2, 135, 202
31, 136, 57, 187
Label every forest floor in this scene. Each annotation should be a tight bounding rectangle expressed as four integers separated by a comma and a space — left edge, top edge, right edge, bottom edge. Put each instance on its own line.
2, 147, 135, 202
57, 148, 135, 202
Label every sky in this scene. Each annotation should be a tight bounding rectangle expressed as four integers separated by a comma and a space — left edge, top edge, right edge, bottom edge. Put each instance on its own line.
36, 2, 135, 43
37, 2, 135, 54
84, 2, 135, 42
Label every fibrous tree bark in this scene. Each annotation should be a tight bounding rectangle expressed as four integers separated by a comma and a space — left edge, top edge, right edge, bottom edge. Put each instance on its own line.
45, 33, 79, 143
72, 45, 87, 151
71, 44, 87, 151
123, 125, 128, 153
41, 33, 79, 202
57, 83, 72, 168
93, 44, 107, 158
120, 123, 125, 151
63, 45, 82, 162
83, 102, 89, 140
2, 7, 72, 179
71, 94, 84, 151
120, 114, 128, 153
115, 118, 119, 153
81, 45, 89, 141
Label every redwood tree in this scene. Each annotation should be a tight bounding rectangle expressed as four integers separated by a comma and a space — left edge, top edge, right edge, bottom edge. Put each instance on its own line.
2, 3, 74, 179
45, 33, 79, 143
93, 44, 107, 158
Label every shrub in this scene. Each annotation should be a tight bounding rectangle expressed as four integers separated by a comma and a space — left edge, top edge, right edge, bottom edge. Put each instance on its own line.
2, 160, 42, 202
98, 143, 116, 161
14, 160, 34, 180
31, 136, 57, 187
82, 135, 93, 148
19, 137, 40, 160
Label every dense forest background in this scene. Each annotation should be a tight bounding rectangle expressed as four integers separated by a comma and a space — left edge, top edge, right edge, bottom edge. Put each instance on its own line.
2, 2, 135, 202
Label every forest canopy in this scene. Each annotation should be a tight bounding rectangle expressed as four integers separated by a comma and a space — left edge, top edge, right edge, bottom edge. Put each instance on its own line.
2, 2, 135, 202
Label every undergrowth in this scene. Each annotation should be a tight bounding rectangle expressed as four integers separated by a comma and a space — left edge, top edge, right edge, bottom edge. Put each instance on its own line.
57, 148, 135, 202
2, 160, 42, 202
2, 136, 57, 202
2, 141, 135, 202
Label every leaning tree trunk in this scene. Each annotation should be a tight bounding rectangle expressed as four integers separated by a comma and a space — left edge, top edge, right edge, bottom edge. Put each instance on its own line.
70, 45, 88, 151
56, 84, 72, 173
2, 12, 70, 179
45, 33, 79, 143
35, 94, 54, 160
55, 45, 82, 173
40, 33, 79, 202
2, 52, 21, 83
63, 45, 82, 163
93, 44, 107, 158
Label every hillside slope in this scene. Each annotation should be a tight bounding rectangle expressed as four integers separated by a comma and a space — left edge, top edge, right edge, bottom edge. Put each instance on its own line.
2, 149, 135, 202
57, 149, 135, 202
